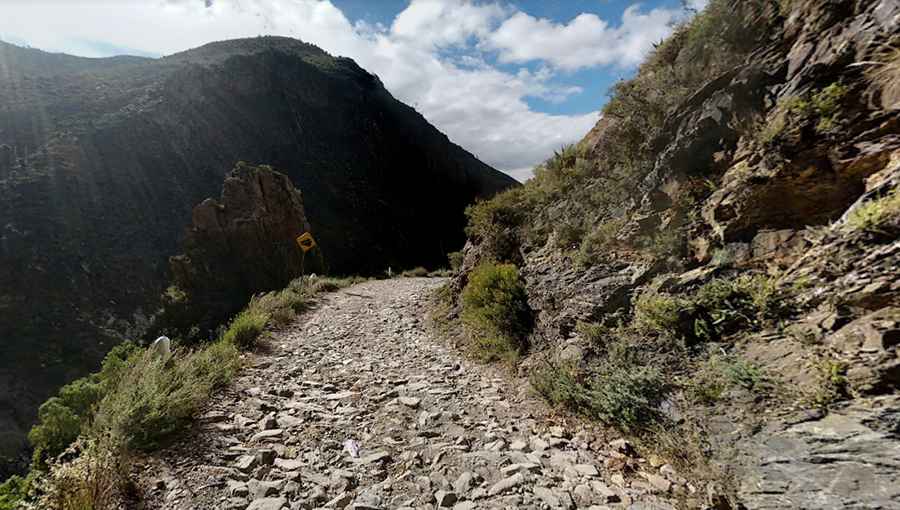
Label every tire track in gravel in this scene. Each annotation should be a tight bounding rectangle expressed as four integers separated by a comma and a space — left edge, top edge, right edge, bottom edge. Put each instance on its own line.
135, 278, 681, 510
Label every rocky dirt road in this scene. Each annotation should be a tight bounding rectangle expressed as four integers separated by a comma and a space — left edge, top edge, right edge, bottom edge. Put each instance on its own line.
136, 278, 684, 510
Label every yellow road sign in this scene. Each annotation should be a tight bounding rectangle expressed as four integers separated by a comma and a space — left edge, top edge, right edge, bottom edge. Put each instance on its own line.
295, 232, 317, 252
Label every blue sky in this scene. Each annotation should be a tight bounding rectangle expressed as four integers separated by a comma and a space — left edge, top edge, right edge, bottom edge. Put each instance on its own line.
0, 0, 702, 180
335, 0, 690, 116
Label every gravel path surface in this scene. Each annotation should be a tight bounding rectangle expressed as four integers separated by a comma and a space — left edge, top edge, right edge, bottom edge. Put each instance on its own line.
135, 278, 682, 510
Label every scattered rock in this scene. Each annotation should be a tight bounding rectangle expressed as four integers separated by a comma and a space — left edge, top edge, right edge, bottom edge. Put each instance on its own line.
434, 490, 458, 507
247, 497, 287, 510
489, 473, 526, 496
399, 396, 421, 408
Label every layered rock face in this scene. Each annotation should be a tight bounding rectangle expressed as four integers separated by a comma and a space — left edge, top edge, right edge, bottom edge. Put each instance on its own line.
452, 1, 900, 507
0, 37, 515, 473
166, 163, 323, 335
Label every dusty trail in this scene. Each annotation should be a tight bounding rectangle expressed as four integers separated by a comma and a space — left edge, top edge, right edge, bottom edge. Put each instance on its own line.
136, 278, 681, 510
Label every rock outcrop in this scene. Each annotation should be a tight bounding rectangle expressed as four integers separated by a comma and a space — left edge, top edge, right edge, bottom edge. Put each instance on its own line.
0, 36, 516, 474
166, 163, 322, 335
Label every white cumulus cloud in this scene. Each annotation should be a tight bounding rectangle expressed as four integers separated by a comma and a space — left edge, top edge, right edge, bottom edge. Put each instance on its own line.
0, 0, 692, 180
486, 4, 684, 70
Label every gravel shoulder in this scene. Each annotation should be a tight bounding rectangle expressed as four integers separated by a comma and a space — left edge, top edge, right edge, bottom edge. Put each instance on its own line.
133, 278, 682, 510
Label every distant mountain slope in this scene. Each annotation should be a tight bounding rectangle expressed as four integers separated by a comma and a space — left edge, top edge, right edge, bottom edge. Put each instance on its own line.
0, 36, 516, 472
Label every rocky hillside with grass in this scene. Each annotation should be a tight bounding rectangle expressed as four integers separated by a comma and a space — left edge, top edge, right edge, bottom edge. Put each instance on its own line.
0, 36, 515, 475
443, 0, 900, 507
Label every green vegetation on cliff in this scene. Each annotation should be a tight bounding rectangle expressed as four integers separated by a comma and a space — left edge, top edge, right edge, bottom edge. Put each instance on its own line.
441, 0, 900, 502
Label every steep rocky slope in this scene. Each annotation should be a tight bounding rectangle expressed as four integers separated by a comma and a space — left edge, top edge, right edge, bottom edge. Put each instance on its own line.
446, 1, 900, 508
0, 37, 515, 473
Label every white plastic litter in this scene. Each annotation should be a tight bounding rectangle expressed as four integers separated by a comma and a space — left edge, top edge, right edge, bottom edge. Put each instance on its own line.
343, 439, 360, 458
150, 336, 171, 358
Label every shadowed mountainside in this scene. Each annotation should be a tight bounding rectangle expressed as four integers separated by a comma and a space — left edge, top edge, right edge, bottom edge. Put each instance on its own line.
0, 36, 515, 473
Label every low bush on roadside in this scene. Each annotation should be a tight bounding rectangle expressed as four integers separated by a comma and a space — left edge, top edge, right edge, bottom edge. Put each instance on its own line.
400, 267, 429, 278
28, 342, 139, 467
532, 337, 668, 431
447, 251, 464, 271
37, 438, 128, 510
90, 340, 240, 452
220, 306, 268, 349
304, 275, 367, 294
461, 261, 532, 362
464, 188, 526, 262
10, 273, 364, 508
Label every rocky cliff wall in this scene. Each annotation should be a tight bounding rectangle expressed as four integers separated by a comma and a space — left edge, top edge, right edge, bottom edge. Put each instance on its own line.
449, 1, 900, 507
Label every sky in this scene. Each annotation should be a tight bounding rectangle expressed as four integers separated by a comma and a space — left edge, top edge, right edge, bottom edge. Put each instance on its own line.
0, 0, 706, 181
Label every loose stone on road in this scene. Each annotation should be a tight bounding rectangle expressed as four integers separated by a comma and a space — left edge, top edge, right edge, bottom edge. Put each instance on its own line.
136, 278, 681, 509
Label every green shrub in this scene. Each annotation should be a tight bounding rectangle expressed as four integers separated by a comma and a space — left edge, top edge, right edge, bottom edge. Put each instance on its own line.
251, 288, 307, 326
461, 262, 531, 362
634, 291, 688, 336
37, 437, 127, 510
811, 82, 848, 132
0, 474, 30, 510
760, 82, 849, 142
305, 275, 367, 294
447, 251, 464, 271
814, 359, 850, 406
464, 188, 526, 262
91, 340, 240, 451
221, 306, 268, 350
576, 217, 627, 266
28, 341, 139, 466
28, 398, 81, 467
553, 222, 585, 251
532, 354, 667, 432
692, 275, 783, 340
846, 190, 900, 233
634, 275, 785, 343
686, 355, 765, 405
401, 267, 429, 278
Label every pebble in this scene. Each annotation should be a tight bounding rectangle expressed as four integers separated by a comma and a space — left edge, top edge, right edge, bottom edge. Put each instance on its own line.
489, 473, 526, 496
399, 397, 421, 408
